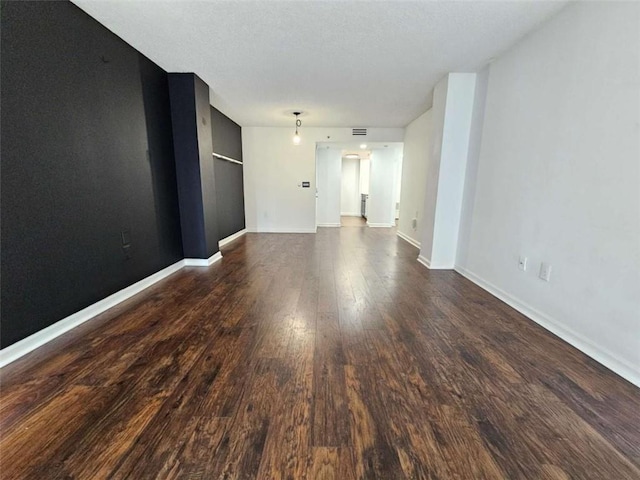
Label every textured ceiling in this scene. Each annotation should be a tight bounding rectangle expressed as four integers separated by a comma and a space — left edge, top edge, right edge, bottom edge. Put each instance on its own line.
72, 0, 567, 127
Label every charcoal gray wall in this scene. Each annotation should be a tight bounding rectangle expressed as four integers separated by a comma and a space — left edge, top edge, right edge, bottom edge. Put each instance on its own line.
168, 74, 220, 259
210, 107, 246, 240
210, 107, 243, 161
0, 1, 183, 347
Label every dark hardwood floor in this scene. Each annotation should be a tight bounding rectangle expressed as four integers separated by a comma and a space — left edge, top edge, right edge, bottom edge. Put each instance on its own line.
1, 227, 639, 479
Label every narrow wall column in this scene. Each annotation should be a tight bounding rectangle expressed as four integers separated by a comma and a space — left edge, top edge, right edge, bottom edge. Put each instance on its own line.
419, 73, 476, 268
168, 73, 220, 262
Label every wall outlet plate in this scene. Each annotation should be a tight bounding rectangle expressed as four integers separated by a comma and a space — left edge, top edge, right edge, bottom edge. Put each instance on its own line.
539, 262, 552, 282
518, 256, 528, 271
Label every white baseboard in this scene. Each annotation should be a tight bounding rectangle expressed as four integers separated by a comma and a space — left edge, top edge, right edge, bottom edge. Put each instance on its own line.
397, 230, 421, 249
0, 259, 186, 368
367, 222, 393, 228
248, 227, 317, 233
416, 255, 453, 270
340, 213, 361, 217
2, 247, 230, 367
454, 265, 640, 388
184, 251, 223, 267
417, 255, 431, 268
219, 228, 246, 248
317, 223, 341, 227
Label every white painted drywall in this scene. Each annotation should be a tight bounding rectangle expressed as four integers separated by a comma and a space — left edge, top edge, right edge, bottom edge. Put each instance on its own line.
394, 155, 403, 219
242, 128, 316, 233
431, 73, 476, 267
419, 73, 476, 268
242, 127, 403, 232
420, 77, 448, 263
398, 109, 432, 246
367, 146, 403, 227
340, 157, 361, 216
457, 66, 490, 268
456, 1, 640, 385
316, 148, 342, 226
359, 158, 370, 195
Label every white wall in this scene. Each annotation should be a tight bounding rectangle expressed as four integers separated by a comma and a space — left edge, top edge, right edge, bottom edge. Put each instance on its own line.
359, 158, 370, 195
419, 73, 476, 268
456, 2, 640, 385
340, 157, 361, 216
393, 155, 403, 219
398, 109, 432, 246
243, 127, 403, 233
420, 77, 448, 261
242, 128, 315, 233
457, 66, 489, 268
316, 148, 342, 226
367, 146, 403, 227
316, 147, 342, 227
430, 73, 476, 267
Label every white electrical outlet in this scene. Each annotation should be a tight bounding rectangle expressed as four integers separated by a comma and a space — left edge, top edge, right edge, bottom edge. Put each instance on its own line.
539, 262, 552, 282
518, 256, 528, 271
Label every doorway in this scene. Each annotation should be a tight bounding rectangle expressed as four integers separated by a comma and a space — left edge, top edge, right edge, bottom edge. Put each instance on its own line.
340, 151, 368, 227
315, 142, 403, 230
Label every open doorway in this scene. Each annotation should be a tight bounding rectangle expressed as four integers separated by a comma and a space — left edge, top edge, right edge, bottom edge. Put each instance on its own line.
316, 142, 403, 229
340, 150, 368, 227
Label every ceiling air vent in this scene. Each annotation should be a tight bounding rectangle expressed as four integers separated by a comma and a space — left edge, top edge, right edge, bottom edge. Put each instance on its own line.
352, 128, 367, 136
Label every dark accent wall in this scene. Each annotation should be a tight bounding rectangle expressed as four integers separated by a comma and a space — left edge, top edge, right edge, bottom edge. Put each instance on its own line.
0, 1, 183, 348
210, 107, 246, 240
168, 74, 219, 259
210, 107, 243, 161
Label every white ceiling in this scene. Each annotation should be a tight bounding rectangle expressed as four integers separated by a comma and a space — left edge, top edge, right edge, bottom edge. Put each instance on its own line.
72, 0, 567, 128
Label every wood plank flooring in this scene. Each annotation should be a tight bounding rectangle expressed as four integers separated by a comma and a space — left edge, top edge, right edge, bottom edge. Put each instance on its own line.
341, 216, 367, 227
1, 227, 639, 479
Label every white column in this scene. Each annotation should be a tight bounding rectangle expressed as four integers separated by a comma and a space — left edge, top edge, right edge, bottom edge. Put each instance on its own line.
419, 73, 477, 268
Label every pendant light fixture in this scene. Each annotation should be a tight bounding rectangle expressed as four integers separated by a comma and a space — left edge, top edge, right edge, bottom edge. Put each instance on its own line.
292, 111, 302, 145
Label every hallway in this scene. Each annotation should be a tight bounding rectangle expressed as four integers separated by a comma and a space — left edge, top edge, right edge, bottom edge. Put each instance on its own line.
1, 228, 638, 479
340, 216, 366, 227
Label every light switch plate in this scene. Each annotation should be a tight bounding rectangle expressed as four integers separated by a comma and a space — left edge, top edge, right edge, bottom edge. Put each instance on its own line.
539, 262, 552, 282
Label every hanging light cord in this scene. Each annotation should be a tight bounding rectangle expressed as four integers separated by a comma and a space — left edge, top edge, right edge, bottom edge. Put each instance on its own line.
293, 112, 302, 145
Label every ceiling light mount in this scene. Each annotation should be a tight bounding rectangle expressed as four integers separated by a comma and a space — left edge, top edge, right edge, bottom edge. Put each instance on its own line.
293, 111, 302, 145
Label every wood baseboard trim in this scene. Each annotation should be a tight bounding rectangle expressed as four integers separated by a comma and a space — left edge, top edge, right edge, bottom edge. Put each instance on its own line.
219, 228, 247, 248
0, 259, 186, 368
397, 231, 421, 249
454, 265, 640, 388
